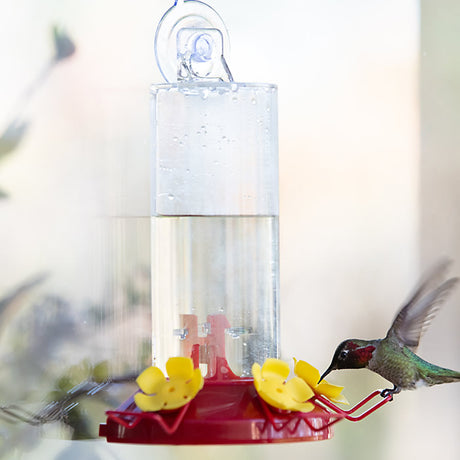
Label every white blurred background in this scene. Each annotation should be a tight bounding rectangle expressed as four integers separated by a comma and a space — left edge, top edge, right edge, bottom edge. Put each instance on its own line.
0, 0, 459, 459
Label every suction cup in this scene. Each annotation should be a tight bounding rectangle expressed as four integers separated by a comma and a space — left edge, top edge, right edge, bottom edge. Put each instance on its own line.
154, 0, 231, 82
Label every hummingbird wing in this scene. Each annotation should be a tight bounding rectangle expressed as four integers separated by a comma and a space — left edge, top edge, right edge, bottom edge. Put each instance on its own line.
387, 260, 459, 351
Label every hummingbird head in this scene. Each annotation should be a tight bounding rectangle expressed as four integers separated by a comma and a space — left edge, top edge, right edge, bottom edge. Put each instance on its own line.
319, 339, 376, 383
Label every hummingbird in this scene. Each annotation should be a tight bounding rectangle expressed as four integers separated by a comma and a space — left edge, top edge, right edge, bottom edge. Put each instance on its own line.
320, 261, 460, 397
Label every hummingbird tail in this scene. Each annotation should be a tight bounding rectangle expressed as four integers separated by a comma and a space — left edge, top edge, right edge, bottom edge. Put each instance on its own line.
423, 367, 460, 386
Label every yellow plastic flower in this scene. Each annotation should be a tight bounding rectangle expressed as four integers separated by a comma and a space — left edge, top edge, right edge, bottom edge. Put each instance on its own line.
252, 358, 315, 412
294, 359, 349, 404
134, 357, 204, 411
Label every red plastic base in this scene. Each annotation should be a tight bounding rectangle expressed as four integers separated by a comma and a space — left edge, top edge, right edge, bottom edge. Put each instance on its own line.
98, 313, 393, 445
99, 379, 341, 444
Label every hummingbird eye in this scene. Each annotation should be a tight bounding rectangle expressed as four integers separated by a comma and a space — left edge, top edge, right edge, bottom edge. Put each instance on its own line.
339, 350, 348, 360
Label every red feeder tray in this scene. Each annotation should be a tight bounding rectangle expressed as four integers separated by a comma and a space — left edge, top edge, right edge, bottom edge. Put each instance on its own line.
100, 379, 335, 444
99, 313, 393, 444
99, 379, 393, 445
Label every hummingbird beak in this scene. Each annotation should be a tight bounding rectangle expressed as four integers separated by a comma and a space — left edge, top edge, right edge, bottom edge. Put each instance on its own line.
318, 365, 334, 384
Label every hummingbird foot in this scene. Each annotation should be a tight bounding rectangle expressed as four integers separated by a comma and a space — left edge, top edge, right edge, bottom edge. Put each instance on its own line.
380, 385, 400, 399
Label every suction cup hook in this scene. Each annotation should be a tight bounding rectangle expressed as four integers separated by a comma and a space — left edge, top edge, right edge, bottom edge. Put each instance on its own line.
154, 0, 233, 82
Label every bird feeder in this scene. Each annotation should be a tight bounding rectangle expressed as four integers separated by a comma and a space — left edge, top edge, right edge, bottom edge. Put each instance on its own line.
99, 0, 392, 444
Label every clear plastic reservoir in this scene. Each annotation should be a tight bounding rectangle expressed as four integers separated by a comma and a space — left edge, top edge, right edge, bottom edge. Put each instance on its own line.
151, 82, 279, 377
